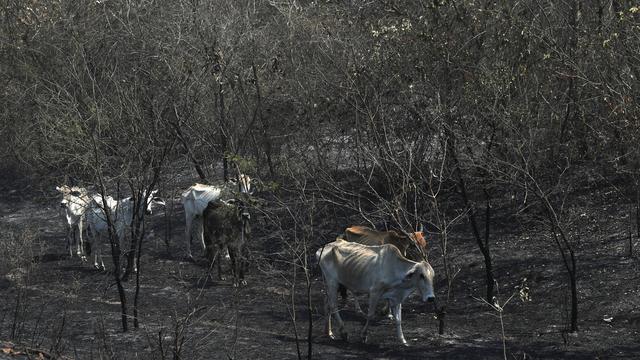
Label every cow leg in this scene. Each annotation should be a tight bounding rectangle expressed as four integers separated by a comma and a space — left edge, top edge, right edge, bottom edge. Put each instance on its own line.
73, 226, 80, 258
93, 235, 101, 269
212, 246, 226, 281
184, 216, 193, 259
121, 228, 137, 274
228, 246, 239, 287
228, 246, 245, 287
325, 283, 347, 340
360, 292, 382, 343
382, 301, 393, 320
196, 217, 206, 252
93, 233, 105, 271
241, 246, 250, 276
353, 297, 365, 315
77, 218, 86, 261
66, 225, 74, 258
234, 246, 247, 286
324, 296, 333, 338
391, 303, 408, 346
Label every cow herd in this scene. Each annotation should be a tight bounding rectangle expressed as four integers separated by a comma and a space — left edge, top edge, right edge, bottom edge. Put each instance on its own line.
55, 175, 436, 346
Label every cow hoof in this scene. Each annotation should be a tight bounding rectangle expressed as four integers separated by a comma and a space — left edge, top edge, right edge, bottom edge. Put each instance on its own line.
219, 276, 227, 281
401, 341, 409, 347
81, 256, 87, 263
240, 280, 247, 286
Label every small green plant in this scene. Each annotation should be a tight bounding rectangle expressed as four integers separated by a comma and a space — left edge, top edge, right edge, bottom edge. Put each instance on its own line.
474, 278, 531, 360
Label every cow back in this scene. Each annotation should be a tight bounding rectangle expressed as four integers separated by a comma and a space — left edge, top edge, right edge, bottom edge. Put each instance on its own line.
344, 226, 411, 256
318, 240, 411, 293
344, 226, 386, 245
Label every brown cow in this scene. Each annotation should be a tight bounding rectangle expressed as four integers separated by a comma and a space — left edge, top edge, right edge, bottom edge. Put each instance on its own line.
342, 226, 427, 261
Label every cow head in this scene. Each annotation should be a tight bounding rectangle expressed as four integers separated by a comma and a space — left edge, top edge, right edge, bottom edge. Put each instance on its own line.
399, 228, 428, 262
222, 199, 251, 221
407, 262, 435, 303
143, 189, 165, 215
239, 174, 252, 195
56, 185, 86, 209
228, 174, 253, 195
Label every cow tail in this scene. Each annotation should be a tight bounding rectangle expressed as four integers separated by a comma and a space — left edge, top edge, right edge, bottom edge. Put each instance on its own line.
313, 243, 327, 278
315, 244, 326, 262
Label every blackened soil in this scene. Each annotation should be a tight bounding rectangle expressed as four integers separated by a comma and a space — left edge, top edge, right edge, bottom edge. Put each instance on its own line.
0, 183, 639, 359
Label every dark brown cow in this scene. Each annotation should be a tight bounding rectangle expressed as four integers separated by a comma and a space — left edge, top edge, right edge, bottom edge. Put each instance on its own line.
202, 199, 251, 286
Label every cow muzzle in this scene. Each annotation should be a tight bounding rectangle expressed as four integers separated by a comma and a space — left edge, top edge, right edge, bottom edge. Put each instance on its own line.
60, 202, 67, 209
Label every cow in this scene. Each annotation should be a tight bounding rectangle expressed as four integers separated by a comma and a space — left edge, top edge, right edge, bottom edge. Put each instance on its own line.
86, 190, 164, 270
181, 174, 252, 259
316, 239, 435, 346
339, 225, 428, 313
341, 225, 427, 261
202, 198, 251, 287
56, 185, 92, 260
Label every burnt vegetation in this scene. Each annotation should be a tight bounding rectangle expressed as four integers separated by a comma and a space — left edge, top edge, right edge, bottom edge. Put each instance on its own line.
1, 0, 639, 359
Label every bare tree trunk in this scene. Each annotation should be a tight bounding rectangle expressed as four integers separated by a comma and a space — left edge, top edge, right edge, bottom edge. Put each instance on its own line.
218, 81, 229, 182
92, 137, 128, 332
171, 118, 207, 181
436, 306, 446, 335
133, 219, 145, 329
449, 138, 495, 302
635, 182, 639, 253
546, 211, 579, 333
569, 254, 578, 332
252, 63, 275, 177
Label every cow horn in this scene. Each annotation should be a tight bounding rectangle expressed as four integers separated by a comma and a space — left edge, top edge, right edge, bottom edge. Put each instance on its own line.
400, 228, 427, 262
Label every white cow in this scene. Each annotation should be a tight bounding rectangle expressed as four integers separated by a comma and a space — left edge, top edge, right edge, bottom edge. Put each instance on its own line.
87, 190, 164, 270
316, 238, 435, 346
181, 174, 252, 259
56, 185, 92, 259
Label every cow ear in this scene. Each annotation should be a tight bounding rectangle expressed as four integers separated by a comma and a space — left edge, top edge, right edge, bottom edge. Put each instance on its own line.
405, 270, 416, 280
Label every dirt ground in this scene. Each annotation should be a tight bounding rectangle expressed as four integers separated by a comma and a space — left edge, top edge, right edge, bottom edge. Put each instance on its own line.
0, 180, 639, 359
